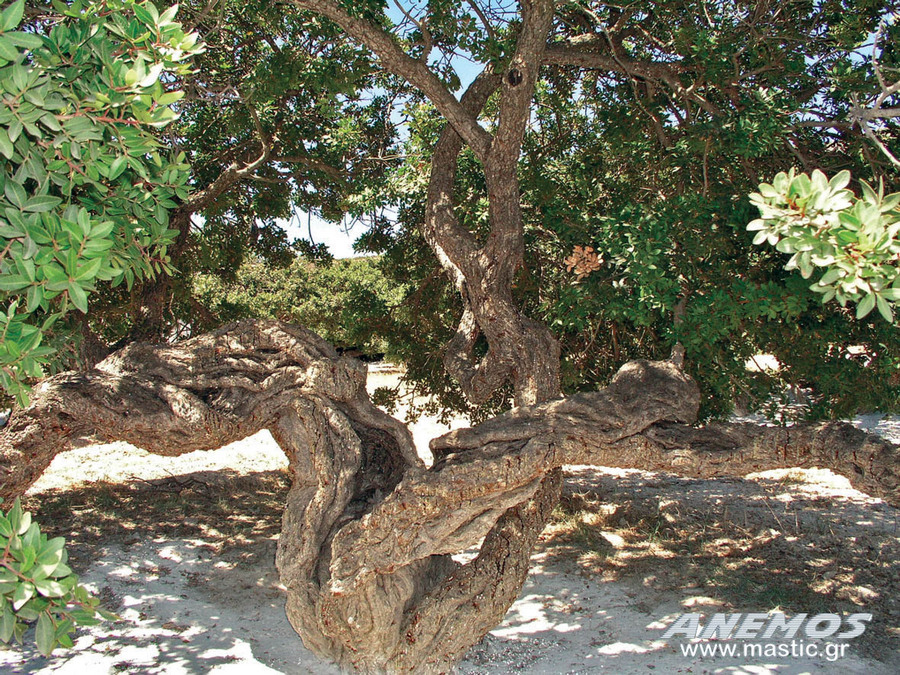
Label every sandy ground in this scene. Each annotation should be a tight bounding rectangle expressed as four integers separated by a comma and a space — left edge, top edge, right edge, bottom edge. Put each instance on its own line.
1, 366, 898, 674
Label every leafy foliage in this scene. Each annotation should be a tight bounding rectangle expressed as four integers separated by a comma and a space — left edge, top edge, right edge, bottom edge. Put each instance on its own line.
193, 255, 405, 358
361, 0, 900, 421
0, 0, 202, 403
4, 0, 900, 425
103, 0, 397, 345
0, 498, 111, 656
750, 169, 900, 322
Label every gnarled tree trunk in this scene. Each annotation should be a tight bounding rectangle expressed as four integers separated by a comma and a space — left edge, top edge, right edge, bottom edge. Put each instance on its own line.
4, 4, 900, 672
2, 320, 898, 673
0, 321, 690, 671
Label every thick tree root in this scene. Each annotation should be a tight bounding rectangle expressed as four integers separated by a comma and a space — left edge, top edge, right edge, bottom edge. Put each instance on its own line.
1, 320, 897, 672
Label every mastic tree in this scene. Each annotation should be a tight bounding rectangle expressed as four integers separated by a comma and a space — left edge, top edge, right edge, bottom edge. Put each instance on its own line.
0, 0, 201, 403
1, 1, 900, 673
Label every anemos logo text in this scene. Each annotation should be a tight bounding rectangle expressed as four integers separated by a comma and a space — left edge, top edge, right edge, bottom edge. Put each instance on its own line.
660, 612, 872, 640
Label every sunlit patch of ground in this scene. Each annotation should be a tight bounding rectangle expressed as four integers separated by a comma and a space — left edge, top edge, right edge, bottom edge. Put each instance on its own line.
536, 465, 899, 670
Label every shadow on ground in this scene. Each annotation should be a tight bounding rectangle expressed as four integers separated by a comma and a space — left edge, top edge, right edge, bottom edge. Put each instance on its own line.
2, 464, 897, 674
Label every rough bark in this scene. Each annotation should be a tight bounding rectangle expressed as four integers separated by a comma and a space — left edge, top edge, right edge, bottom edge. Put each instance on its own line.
280, 5, 568, 661
2, 321, 898, 672
0, 320, 409, 501
432, 392, 900, 509
0, 321, 683, 672
280, 10, 565, 654
637, 421, 900, 506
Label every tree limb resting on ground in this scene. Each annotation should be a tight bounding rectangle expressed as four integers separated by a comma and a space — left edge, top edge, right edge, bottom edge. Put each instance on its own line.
2, 320, 897, 671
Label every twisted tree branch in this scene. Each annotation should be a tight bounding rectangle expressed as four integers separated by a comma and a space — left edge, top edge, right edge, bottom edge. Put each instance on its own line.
290, 0, 493, 160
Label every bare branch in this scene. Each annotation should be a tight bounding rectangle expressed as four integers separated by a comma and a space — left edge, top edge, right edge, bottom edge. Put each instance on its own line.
392, 0, 433, 62
544, 41, 720, 116
290, 0, 493, 160
850, 93, 900, 169
847, 13, 900, 167
179, 94, 273, 213
465, 0, 496, 42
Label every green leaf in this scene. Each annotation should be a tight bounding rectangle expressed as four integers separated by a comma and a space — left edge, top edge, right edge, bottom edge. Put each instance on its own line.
859, 180, 879, 204
19, 545, 36, 573
12, 582, 34, 611
74, 256, 102, 281
36, 537, 66, 564
819, 267, 842, 285
828, 170, 851, 191
4, 31, 43, 49
35, 611, 55, 656
16, 603, 40, 622
68, 609, 100, 625
107, 156, 127, 181
156, 90, 184, 106
0, 604, 14, 643
49, 563, 71, 578
0, 35, 19, 63
132, 3, 157, 27
25, 284, 42, 313
0, 274, 30, 291
17, 510, 31, 536
23, 196, 62, 213
67, 282, 88, 313
138, 62, 165, 88
876, 294, 894, 323
857, 293, 876, 319
30, 561, 57, 582
4, 181, 26, 208
7, 118, 22, 144
0, 132, 13, 160
34, 578, 67, 598
0, 0, 24, 32
7, 498, 22, 533
757, 183, 779, 199
97, 608, 118, 621
89, 219, 115, 239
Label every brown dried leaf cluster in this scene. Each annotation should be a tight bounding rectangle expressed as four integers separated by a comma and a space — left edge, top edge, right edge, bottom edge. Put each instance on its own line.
564, 245, 602, 279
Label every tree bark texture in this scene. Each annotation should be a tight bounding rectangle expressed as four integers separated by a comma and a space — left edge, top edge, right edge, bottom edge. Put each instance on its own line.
293, 0, 562, 410
2, 320, 898, 672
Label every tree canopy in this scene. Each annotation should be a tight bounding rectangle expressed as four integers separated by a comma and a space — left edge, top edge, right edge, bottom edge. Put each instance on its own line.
305, 0, 900, 421
4, 0, 899, 419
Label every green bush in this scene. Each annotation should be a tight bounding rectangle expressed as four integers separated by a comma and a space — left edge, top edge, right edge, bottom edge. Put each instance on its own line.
0, 0, 202, 404
750, 169, 900, 322
0, 497, 112, 656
